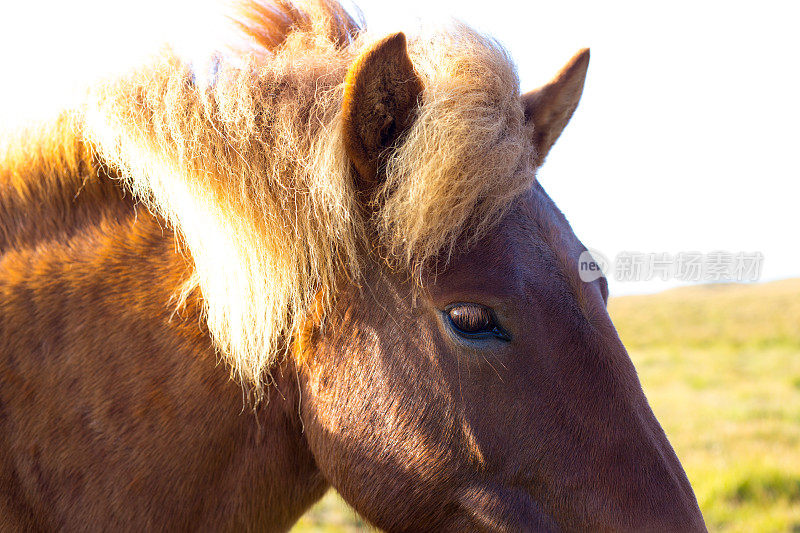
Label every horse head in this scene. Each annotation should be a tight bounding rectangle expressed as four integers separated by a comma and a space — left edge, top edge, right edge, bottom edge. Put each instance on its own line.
296, 32, 705, 531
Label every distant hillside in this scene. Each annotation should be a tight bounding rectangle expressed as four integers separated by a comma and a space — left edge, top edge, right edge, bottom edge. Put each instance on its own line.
609, 278, 800, 351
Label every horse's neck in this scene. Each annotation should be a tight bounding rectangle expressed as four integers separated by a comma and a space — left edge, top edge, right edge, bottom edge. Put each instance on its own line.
0, 120, 329, 528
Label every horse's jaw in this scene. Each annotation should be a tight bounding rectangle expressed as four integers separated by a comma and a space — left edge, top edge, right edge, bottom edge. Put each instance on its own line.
455, 484, 559, 532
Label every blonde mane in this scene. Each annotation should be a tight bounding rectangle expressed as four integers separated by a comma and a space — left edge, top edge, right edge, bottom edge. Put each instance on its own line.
80, 0, 535, 396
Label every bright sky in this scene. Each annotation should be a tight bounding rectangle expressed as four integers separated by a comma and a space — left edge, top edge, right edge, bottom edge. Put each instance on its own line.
1, 0, 798, 295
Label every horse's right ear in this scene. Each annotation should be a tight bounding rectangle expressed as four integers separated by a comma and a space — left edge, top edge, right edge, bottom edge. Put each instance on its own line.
341, 32, 423, 193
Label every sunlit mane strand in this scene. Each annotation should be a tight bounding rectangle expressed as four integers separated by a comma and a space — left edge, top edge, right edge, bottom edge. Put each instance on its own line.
81, 0, 535, 397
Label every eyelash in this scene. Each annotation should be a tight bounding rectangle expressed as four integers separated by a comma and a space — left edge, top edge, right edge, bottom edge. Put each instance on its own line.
444, 304, 512, 342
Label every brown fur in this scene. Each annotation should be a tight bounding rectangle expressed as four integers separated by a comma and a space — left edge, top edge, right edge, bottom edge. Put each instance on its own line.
0, 1, 706, 530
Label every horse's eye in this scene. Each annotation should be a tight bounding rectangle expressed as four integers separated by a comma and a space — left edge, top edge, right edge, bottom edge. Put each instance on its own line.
449, 304, 492, 332
446, 304, 510, 341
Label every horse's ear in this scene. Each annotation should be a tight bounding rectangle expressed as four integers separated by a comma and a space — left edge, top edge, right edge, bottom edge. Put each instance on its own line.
342, 32, 423, 191
523, 48, 590, 166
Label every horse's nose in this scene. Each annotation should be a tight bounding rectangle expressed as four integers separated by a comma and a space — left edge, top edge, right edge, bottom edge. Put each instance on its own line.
629, 410, 708, 531
553, 328, 707, 530
588, 374, 707, 530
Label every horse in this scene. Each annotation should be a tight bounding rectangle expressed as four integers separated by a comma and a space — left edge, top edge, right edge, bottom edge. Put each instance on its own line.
0, 1, 706, 530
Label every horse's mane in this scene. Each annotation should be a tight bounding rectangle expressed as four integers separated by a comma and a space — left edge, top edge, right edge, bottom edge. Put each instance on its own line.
10, 0, 535, 396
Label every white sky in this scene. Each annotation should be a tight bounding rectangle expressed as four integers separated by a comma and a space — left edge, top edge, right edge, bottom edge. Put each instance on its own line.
1, 0, 797, 295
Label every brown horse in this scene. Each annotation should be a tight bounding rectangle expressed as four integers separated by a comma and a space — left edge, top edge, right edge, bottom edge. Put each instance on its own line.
0, 1, 705, 530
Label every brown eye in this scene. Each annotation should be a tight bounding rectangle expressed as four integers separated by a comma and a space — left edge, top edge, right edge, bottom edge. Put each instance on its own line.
445, 304, 510, 341
448, 304, 493, 333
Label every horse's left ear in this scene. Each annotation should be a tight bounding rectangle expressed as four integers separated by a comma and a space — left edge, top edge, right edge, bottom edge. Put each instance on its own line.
342, 32, 423, 191
523, 48, 590, 166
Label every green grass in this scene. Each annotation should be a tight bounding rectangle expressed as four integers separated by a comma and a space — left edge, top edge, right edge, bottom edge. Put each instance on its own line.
293, 279, 800, 532
292, 492, 369, 532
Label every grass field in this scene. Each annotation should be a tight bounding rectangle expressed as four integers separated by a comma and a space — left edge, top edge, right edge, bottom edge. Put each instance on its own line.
293, 278, 800, 532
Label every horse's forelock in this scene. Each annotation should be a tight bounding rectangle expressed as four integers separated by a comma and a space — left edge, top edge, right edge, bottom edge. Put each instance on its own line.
380, 26, 535, 279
